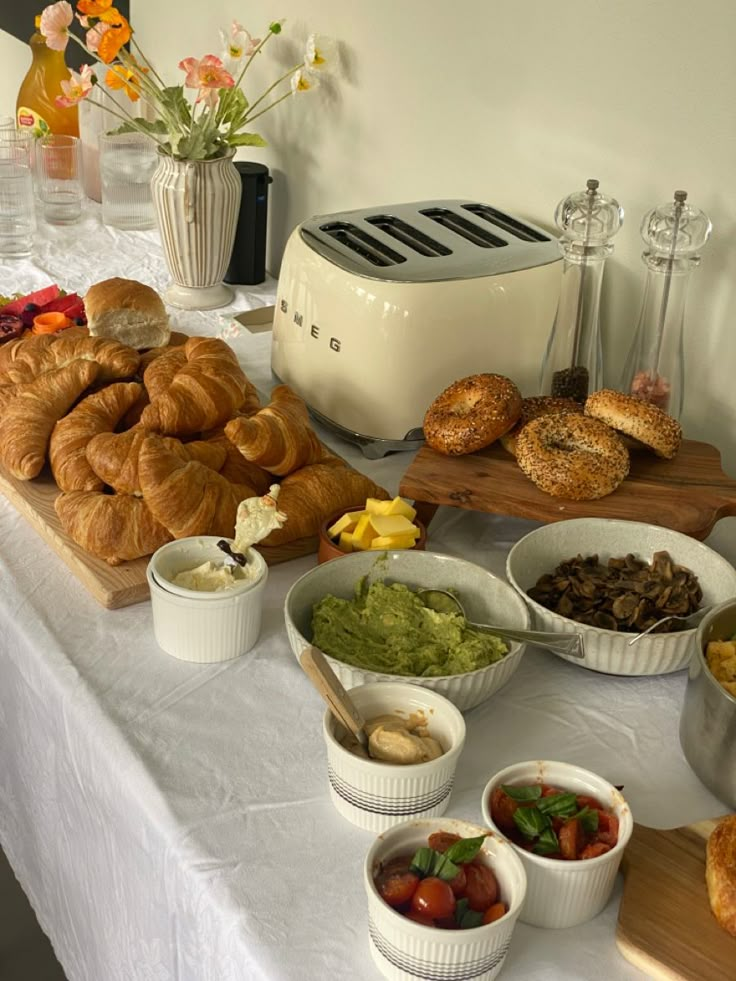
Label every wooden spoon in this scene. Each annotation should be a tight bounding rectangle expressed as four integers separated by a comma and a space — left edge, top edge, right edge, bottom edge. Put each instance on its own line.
300, 646, 369, 749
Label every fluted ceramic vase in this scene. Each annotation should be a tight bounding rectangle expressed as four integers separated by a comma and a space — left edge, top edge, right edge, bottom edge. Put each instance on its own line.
151, 149, 242, 310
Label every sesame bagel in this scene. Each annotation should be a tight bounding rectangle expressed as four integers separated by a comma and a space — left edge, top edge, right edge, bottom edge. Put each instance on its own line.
500, 396, 583, 456
423, 374, 522, 456
516, 413, 630, 500
585, 389, 682, 459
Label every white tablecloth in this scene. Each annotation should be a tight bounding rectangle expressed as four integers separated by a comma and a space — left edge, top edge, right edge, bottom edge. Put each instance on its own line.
0, 208, 733, 981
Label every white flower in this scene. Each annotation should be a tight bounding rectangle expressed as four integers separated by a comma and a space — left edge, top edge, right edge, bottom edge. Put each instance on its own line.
304, 34, 335, 71
220, 20, 260, 68
291, 67, 319, 95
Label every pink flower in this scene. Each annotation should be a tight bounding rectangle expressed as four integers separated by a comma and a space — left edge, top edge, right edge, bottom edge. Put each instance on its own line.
39, 1, 74, 51
85, 20, 111, 54
55, 64, 95, 108
178, 55, 234, 108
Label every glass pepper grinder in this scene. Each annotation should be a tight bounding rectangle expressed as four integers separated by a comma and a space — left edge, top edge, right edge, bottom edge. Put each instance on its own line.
620, 190, 712, 419
540, 179, 624, 402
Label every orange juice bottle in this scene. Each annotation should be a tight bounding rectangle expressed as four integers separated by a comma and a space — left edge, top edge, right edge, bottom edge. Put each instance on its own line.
16, 31, 79, 138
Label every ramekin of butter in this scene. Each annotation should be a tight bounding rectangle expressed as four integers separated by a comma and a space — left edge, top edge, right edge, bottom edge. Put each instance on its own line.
147, 536, 268, 663
322, 681, 466, 832
318, 496, 427, 563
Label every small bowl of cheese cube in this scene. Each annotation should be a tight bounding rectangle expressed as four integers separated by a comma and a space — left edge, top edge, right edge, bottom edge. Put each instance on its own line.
318, 497, 427, 564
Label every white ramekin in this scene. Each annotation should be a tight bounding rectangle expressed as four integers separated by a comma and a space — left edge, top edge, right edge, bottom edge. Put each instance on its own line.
364, 817, 527, 981
323, 682, 466, 832
147, 536, 268, 663
480, 760, 632, 929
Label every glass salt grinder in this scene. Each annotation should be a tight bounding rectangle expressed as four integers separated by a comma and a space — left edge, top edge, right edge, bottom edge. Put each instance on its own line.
620, 190, 712, 419
540, 179, 624, 402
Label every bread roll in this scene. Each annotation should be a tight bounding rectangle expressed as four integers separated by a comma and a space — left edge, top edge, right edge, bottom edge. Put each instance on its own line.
85, 278, 171, 350
706, 814, 736, 936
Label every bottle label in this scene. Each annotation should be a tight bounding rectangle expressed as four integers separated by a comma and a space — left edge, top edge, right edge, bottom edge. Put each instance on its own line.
17, 107, 51, 137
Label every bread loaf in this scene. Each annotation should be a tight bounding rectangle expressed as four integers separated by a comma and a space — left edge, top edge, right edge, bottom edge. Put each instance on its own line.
85, 278, 171, 350
706, 814, 736, 936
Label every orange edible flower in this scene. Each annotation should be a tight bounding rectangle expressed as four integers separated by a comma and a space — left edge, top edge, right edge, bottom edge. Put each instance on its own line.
96, 9, 132, 63
105, 65, 142, 101
77, 0, 113, 14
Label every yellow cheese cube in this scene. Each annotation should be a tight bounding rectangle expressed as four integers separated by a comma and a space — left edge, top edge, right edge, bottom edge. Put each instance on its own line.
352, 514, 376, 550
369, 534, 417, 550
338, 531, 355, 552
327, 511, 363, 539
369, 514, 420, 539
365, 497, 392, 516
383, 497, 417, 521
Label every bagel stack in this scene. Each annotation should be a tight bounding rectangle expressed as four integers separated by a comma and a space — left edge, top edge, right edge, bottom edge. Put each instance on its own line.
423, 373, 522, 456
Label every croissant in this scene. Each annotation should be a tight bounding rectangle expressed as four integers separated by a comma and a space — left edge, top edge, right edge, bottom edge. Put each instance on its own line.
86, 426, 227, 495
204, 433, 272, 494
0, 332, 139, 387
142, 345, 187, 401
0, 359, 100, 479
260, 461, 390, 546
49, 381, 144, 492
224, 385, 327, 477
139, 337, 250, 435
0, 326, 88, 376
138, 434, 258, 538
55, 490, 172, 565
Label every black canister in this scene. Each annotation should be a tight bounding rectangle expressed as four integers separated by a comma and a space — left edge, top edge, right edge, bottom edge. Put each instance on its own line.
224, 162, 271, 285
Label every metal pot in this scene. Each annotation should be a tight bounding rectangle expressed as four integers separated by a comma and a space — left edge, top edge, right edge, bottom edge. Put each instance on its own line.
679, 599, 736, 808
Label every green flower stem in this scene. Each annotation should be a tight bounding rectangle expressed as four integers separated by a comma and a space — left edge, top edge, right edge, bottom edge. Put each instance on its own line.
244, 64, 301, 119
130, 38, 168, 90
83, 96, 168, 150
232, 31, 274, 89
243, 89, 292, 126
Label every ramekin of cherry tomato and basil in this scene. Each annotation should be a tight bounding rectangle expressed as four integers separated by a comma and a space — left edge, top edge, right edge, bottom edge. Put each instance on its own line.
364, 819, 527, 981
481, 760, 633, 929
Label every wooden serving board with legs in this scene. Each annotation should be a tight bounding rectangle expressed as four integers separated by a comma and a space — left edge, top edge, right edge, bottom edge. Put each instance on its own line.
399, 439, 736, 540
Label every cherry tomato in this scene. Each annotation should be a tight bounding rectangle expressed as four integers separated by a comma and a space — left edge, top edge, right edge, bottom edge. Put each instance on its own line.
490, 787, 520, 833
447, 866, 467, 897
435, 916, 461, 930
464, 863, 498, 911
559, 818, 584, 861
597, 811, 619, 846
428, 832, 461, 854
410, 877, 456, 920
576, 795, 602, 810
482, 902, 507, 924
580, 842, 612, 860
378, 871, 419, 907
406, 909, 435, 926
541, 784, 562, 797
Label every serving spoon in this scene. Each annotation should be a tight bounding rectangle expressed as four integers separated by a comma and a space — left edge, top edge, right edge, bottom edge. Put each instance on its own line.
300, 646, 369, 749
626, 605, 711, 646
417, 588, 586, 660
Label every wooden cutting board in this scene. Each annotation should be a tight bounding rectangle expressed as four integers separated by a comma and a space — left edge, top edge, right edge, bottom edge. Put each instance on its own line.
617, 817, 735, 979
399, 439, 736, 540
0, 462, 319, 610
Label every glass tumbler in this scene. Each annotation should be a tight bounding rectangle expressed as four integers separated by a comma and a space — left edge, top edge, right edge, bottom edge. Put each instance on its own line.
0, 131, 35, 258
99, 132, 157, 230
37, 133, 83, 224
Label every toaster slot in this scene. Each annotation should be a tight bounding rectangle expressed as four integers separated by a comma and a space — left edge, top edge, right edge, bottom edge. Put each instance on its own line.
364, 215, 452, 257
462, 203, 550, 243
419, 208, 507, 248
319, 221, 406, 266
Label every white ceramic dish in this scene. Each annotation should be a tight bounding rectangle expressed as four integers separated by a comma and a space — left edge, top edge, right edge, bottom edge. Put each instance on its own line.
481, 759, 632, 929
364, 817, 526, 981
284, 549, 531, 712
147, 537, 268, 663
505, 518, 736, 676
323, 682, 466, 832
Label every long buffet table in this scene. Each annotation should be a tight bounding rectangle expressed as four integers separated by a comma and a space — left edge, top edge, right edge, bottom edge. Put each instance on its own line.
1, 206, 734, 981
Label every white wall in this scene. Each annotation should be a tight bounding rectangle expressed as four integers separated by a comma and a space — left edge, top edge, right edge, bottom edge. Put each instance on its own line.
0, 29, 36, 118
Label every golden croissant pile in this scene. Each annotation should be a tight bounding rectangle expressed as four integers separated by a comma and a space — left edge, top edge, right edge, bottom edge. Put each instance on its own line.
0, 327, 389, 565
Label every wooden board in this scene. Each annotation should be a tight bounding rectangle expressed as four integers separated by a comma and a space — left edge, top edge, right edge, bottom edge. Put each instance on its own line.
399, 439, 736, 540
0, 462, 319, 610
617, 817, 735, 980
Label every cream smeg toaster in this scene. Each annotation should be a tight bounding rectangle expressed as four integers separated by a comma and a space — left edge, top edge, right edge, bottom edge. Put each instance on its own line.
271, 199, 562, 457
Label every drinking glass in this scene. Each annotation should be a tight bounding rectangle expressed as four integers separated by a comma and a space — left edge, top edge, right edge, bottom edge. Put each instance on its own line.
99, 132, 157, 230
0, 131, 35, 258
36, 134, 83, 224
0, 115, 16, 132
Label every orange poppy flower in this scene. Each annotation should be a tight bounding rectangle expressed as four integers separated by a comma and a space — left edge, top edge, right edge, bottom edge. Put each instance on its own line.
96, 8, 132, 63
76, 0, 113, 14
105, 65, 141, 101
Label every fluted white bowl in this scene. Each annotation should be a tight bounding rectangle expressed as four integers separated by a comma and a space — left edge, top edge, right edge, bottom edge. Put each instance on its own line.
365, 817, 527, 981
285, 549, 530, 712
481, 760, 632, 929
506, 518, 736, 676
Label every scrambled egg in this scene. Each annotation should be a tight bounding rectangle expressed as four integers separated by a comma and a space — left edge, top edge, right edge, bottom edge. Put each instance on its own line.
706, 640, 736, 697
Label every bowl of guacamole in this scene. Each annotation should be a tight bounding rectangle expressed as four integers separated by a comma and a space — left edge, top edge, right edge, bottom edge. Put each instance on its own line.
284, 549, 531, 711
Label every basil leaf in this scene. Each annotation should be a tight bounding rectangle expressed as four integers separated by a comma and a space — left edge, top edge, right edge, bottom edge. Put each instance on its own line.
444, 835, 486, 866
513, 805, 549, 839
454, 897, 469, 924
576, 807, 599, 834
433, 852, 460, 882
459, 908, 485, 929
537, 793, 578, 818
501, 784, 542, 802
409, 847, 435, 877
533, 826, 560, 855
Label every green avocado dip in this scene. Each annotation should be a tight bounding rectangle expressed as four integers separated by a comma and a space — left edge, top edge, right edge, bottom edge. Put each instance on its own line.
311, 579, 509, 677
